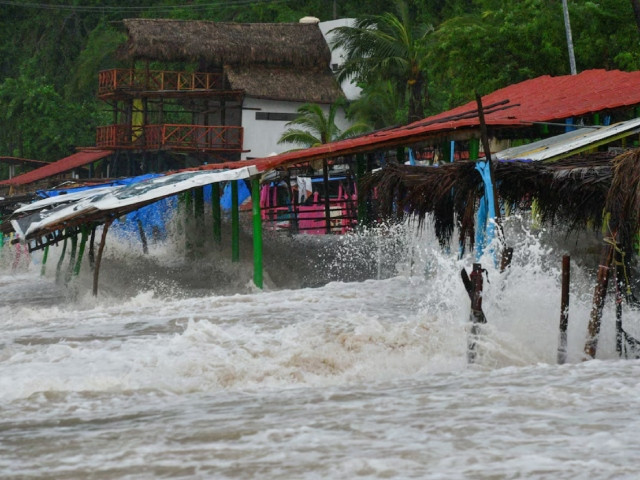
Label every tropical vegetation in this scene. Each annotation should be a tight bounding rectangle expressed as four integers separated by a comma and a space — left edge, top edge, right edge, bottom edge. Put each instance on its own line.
0, 0, 639, 173
278, 102, 369, 148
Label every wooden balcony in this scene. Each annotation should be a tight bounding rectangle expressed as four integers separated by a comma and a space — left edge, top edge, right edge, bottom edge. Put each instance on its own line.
98, 69, 226, 97
96, 124, 244, 152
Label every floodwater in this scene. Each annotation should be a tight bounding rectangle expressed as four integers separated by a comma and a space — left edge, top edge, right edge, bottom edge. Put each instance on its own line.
1, 217, 639, 479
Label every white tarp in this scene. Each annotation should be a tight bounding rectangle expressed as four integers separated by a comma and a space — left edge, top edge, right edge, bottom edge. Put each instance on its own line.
12, 166, 258, 240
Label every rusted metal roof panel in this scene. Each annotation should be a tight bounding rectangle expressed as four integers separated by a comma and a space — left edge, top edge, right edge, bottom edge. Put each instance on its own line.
0, 150, 113, 186
245, 69, 640, 170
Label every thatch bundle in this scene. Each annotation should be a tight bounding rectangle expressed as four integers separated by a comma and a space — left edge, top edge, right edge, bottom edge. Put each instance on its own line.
364, 150, 631, 251
121, 19, 331, 69
225, 65, 343, 104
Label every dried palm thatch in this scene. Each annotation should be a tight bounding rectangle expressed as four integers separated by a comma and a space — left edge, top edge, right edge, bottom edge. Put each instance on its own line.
363, 150, 625, 251
225, 65, 343, 104
604, 149, 640, 254
121, 19, 331, 69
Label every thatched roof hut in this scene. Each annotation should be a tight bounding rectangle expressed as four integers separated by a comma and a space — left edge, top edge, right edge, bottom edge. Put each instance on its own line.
365, 150, 640, 254
120, 19, 343, 103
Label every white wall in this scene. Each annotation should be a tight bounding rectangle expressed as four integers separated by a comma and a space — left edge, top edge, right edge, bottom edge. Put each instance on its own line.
319, 18, 361, 101
241, 97, 350, 160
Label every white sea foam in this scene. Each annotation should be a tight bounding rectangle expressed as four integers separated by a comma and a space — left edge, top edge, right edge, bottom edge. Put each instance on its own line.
1, 216, 640, 478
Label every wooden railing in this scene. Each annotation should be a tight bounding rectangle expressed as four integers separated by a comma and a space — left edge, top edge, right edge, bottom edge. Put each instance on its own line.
98, 69, 224, 95
96, 124, 244, 151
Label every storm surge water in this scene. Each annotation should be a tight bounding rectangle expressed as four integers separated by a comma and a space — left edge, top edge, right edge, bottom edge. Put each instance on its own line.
1, 215, 640, 479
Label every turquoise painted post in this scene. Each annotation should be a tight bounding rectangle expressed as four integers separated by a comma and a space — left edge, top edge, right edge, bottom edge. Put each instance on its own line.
231, 180, 239, 262
0, 214, 4, 249
211, 183, 221, 244
251, 177, 263, 289
450, 140, 455, 162
40, 245, 49, 276
73, 225, 89, 276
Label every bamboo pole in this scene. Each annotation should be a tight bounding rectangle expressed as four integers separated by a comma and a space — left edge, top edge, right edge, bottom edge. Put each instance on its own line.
584, 242, 615, 359
558, 255, 570, 364
251, 177, 263, 289
93, 220, 112, 296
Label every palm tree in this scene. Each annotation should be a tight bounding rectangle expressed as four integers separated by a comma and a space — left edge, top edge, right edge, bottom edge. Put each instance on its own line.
330, 0, 432, 124
278, 102, 370, 148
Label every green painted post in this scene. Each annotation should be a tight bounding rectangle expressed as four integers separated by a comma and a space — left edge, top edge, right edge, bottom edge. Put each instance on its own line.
593, 113, 600, 125
441, 141, 452, 163
55, 235, 68, 283
356, 153, 366, 226
73, 226, 89, 276
231, 180, 240, 262
65, 231, 79, 283
469, 138, 480, 160
251, 177, 263, 289
40, 245, 49, 276
211, 182, 221, 244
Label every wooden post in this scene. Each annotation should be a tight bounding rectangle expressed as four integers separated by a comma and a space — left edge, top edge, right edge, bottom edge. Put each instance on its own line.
584, 243, 615, 359
211, 182, 221, 244
558, 255, 570, 364
137, 219, 149, 254
93, 220, 112, 296
89, 225, 96, 268
251, 177, 263, 289
461, 263, 487, 363
231, 180, 239, 262
323, 159, 332, 234
615, 254, 625, 357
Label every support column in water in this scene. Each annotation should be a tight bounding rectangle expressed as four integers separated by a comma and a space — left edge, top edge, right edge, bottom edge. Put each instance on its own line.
211, 182, 221, 244
73, 225, 89, 277
231, 180, 239, 262
356, 153, 367, 227
251, 177, 263, 289
40, 245, 49, 276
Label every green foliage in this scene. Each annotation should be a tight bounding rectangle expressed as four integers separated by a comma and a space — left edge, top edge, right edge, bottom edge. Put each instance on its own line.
0, 73, 96, 161
278, 102, 370, 148
330, 0, 432, 123
428, 0, 640, 111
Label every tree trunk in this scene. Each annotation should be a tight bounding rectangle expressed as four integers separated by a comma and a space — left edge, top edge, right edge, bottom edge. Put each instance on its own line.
408, 70, 426, 123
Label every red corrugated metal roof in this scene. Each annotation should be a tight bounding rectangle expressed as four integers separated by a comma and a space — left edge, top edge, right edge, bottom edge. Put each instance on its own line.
0, 150, 113, 186
244, 69, 640, 170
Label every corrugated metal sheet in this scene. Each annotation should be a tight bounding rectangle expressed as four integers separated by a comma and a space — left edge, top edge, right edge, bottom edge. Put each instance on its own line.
251, 69, 640, 170
494, 117, 640, 162
0, 150, 113, 186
